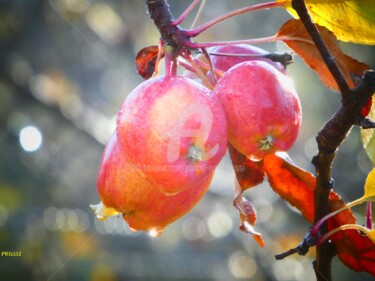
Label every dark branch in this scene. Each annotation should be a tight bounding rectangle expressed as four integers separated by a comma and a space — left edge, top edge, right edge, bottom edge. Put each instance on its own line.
290, 1, 375, 281
358, 117, 375, 129
146, 0, 193, 51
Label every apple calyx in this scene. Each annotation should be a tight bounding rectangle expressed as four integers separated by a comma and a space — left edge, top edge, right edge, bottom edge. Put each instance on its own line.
259, 135, 273, 151
186, 144, 204, 162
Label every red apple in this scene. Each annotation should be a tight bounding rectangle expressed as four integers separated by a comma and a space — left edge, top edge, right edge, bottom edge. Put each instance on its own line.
116, 75, 227, 194
91, 133, 214, 235
214, 60, 301, 161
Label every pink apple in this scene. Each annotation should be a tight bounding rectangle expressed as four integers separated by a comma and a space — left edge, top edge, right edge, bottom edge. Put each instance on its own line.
116, 75, 227, 194
214, 60, 301, 160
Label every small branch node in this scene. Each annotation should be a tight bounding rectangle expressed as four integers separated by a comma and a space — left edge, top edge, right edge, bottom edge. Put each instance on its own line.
263, 52, 293, 69
356, 117, 375, 129
274, 231, 317, 260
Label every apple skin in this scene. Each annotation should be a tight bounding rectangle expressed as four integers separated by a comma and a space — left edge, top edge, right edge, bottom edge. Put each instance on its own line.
95, 133, 214, 235
116, 75, 227, 195
209, 44, 285, 73
214, 60, 301, 161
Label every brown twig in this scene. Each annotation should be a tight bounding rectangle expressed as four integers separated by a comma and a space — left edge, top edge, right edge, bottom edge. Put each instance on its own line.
146, 0, 192, 50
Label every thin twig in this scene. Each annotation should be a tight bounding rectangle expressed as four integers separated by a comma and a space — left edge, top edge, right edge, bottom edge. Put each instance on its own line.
186, 1, 286, 37
172, 0, 201, 26
190, 0, 207, 29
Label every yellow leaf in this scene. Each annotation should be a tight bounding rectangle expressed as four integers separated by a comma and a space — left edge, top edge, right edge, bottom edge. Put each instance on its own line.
363, 168, 375, 201
368, 230, 375, 244
279, 0, 375, 45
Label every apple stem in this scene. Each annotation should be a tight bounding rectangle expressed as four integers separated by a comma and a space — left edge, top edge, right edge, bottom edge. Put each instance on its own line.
367, 202, 373, 229
164, 45, 178, 76
172, 0, 201, 26
178, 57, 224, 85
317, 224, 370, 246
186, 1, 286, 37
181, 51, 215, 89
152, 39, 165, 78
184, 35, 311, 49
190, 0, 207, 29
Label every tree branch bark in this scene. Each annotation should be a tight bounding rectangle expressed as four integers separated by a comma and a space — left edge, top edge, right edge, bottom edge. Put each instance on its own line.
292, 1, 375, 280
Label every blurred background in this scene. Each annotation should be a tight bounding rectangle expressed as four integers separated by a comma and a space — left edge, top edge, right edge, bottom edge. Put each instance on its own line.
0, 0, 374, 280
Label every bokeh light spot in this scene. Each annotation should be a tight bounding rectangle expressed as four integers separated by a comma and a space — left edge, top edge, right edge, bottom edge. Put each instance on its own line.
19, 126, 43, 152
182, 216, 206, 240
228, 251, 257, 278
272, 257, 304, 281
207, 211, 233, 238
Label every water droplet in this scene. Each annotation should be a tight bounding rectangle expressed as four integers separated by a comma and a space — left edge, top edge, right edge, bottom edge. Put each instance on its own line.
148, 228, 162, 237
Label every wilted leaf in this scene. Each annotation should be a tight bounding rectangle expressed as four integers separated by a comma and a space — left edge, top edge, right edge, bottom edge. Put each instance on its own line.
234, 195, 264, 247
135, 45, 161, 80
228, 144, 265, 247
279, 0, 375, 45
276, 19, 370, 91
263, 153, 316, 223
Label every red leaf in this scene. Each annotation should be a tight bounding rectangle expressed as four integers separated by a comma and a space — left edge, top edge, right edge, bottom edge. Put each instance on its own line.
361, 96, 373, 117
228, 144, 265, 247
228, 144, 264, 192
135, 45, 162, 80
328, 193, 375, 276
263, 153, 375, 275
276, 19, 370, 91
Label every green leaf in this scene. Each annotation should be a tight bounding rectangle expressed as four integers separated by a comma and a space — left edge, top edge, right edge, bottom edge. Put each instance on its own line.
361, 105, 375, 165
279, 0, 375, 45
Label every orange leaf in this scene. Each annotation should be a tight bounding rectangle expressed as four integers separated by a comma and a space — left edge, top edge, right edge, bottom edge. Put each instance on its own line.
135, 45, 162, 80
276, 19, 370, 90
263, 153, 316, 223
228, 144, 265, 247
